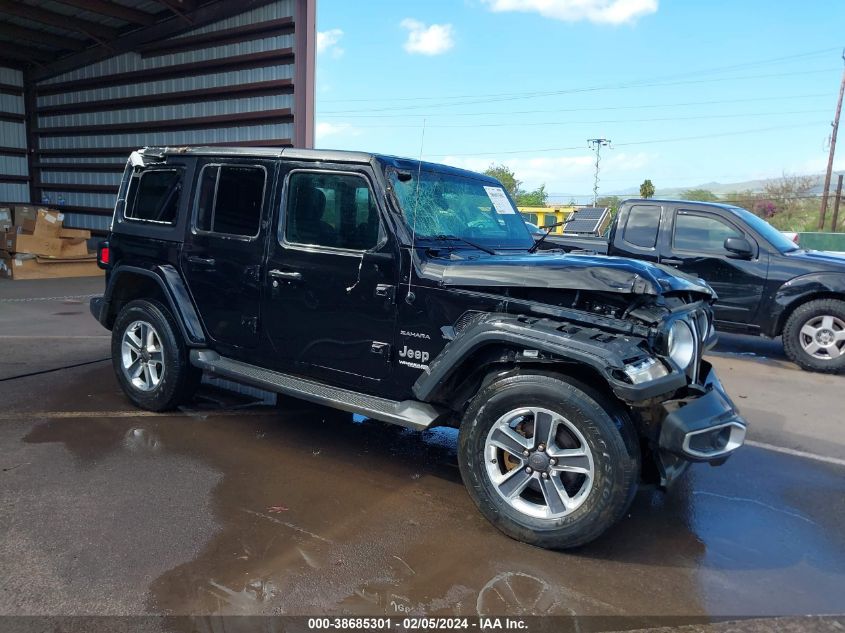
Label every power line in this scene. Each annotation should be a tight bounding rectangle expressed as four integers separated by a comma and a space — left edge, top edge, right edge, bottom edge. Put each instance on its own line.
319, 92, 833, 120
429, 121, 828, 157
319, 46, 841, 104
319, 68, 839, 115
318, 109, 830, 129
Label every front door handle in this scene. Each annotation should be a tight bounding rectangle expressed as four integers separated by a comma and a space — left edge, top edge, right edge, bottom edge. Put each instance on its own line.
375, 284, 394, 298
661, 258, 683, 266
187, 256, 215, 266
269, 269, 302, 281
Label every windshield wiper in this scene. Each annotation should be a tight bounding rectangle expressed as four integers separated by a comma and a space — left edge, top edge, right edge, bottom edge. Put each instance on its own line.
528, 221, 567, 253
431, 234, 496, 255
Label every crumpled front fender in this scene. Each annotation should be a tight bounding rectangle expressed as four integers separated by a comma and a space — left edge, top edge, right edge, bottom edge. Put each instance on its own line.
412, 313, 687, 404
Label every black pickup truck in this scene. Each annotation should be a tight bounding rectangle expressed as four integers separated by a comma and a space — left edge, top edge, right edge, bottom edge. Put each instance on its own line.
543, 199, 845, 373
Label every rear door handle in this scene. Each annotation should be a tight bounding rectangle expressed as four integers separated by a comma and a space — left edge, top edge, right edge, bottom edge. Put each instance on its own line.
661, 258, 683, 266
187, 256, 215, 266
269, 269, 302, 281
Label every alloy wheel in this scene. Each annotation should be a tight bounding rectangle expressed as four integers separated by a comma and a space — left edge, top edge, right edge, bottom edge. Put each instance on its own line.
121, 320, 165, 392
484, 407, 594, 519
799, 315, 845, 360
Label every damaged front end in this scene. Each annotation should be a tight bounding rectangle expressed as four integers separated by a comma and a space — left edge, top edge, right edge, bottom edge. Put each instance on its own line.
417, 268, 746, 487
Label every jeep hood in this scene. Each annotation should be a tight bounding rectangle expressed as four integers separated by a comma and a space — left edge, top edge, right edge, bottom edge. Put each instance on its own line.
420, 252, 713, 297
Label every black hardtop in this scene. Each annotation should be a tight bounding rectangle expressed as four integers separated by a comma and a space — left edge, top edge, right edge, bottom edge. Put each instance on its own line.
139, 146, 500, 183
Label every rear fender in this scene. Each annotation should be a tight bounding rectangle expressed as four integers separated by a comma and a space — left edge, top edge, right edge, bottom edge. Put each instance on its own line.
100, 264, 206, 346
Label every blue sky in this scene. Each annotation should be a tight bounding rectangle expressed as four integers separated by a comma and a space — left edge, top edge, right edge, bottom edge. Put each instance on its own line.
314, 0, 845, 203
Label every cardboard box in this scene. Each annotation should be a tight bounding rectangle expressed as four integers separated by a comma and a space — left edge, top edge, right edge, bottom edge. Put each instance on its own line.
58, 227, 91, 239
13, 205, 38, 226
32, 208, 64, 237
2, 231, 64, 257
0, 253, 101, 280
59, 238, 89, 257
0, 207, 11, 231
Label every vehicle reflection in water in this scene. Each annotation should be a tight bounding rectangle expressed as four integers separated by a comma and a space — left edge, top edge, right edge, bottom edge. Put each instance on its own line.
20, 379, 845, 622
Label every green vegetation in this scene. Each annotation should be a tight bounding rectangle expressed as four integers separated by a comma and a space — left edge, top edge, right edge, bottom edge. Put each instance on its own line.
663, 175, 833, 232
639, 179, 655, 199
679, 188, 719, 202
596, 195, 621, 216
484, 164, 549, 206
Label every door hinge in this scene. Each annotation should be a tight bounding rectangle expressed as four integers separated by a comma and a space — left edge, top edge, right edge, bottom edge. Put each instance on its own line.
241, 316, 258, 334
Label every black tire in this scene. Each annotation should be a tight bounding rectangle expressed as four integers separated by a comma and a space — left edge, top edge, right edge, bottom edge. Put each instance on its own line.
458, 371, 640, 550
111, 299, 201, 411
782, 298, 845, 374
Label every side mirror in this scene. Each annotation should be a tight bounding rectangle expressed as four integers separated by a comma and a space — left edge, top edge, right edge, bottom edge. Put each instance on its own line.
724, 237, 753, 259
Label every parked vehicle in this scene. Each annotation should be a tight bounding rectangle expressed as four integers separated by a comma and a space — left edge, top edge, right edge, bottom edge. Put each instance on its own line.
91, 149, 746, 549
543, 199, 845, 372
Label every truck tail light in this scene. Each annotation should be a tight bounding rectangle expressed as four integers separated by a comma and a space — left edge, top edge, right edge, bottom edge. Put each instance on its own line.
97, 241, 110, 269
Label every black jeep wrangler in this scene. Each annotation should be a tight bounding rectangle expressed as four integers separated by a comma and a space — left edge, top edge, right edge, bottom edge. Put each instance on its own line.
91, 147, 746, 549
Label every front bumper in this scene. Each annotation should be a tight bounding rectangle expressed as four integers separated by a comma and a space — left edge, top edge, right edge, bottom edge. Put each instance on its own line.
658, 360, 747, 463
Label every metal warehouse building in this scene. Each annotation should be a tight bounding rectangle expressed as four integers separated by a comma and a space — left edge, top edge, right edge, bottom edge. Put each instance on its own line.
0, 0, 316, 231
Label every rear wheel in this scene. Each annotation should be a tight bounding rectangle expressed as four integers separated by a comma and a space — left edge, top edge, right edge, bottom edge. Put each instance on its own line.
458, 371, 640, 549
111, 299, 201, 411
783, 299, 845, 373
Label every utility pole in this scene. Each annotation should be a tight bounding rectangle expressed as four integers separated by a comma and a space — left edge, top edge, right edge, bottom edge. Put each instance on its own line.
831, 174, 843, 231
587, 138, 612, 206
818, 48, 845, 230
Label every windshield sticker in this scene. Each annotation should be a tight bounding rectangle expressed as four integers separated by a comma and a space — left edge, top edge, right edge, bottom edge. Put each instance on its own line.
483, 186, 516, 215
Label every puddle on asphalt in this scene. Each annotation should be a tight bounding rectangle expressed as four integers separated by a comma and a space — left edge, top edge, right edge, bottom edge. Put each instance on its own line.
19, 364, 845, 620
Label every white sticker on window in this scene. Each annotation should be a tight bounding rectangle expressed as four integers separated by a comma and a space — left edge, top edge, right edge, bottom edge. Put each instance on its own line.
483, 186, 516, 214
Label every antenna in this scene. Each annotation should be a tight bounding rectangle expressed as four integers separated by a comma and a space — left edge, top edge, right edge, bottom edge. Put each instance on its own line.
405, 119, 426, 305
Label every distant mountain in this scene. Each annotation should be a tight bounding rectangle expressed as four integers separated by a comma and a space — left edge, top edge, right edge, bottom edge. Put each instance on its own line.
608, 171, 845, 198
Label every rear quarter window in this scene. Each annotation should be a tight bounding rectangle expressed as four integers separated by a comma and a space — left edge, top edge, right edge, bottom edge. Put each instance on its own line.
125, 169, 182, 225
623, 204, 660, 248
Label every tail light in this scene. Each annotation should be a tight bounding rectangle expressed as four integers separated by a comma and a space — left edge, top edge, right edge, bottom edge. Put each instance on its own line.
97, 241, 110, 269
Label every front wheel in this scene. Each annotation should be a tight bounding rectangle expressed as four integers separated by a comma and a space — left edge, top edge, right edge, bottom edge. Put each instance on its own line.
458, 372, 640, 549
782, 299, 845, 373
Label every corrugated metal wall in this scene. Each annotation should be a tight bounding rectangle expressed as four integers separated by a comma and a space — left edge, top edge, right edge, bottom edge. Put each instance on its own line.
26, 0, 311, 231
0, 65, 28, 203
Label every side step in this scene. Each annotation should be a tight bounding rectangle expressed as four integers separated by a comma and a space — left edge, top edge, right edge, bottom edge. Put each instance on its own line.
190, 350, 446, 431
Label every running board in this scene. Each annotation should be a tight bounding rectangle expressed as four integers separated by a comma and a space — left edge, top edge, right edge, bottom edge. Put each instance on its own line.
190, 350, 445, 431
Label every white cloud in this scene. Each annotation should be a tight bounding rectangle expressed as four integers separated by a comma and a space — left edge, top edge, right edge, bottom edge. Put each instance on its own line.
400, 19, 455, 55
317, 28, 344, 58
481, 0, 658, 25
315, 122, 358, 142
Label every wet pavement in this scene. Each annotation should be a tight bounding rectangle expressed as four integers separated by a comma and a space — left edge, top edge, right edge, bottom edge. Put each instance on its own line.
1, 278, 844, 627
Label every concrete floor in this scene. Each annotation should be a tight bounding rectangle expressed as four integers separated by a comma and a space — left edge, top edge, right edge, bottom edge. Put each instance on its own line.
0, 277, 843, 629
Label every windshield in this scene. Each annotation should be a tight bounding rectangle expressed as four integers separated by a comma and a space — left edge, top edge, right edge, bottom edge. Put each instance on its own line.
388, 168, 534, 250
728, 206, 800, 253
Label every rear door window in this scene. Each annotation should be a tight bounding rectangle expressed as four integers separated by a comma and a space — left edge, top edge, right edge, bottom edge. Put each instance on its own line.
195, 164, 266, 237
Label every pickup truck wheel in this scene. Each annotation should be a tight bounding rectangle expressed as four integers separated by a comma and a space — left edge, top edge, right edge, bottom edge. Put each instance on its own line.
458, 372, 640, 549
112, 299, 201, 411
783, 299, 845, 373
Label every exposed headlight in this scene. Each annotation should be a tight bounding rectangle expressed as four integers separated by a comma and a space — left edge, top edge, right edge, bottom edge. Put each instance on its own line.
668, 320, 695, 369
623, 357, 669, 384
